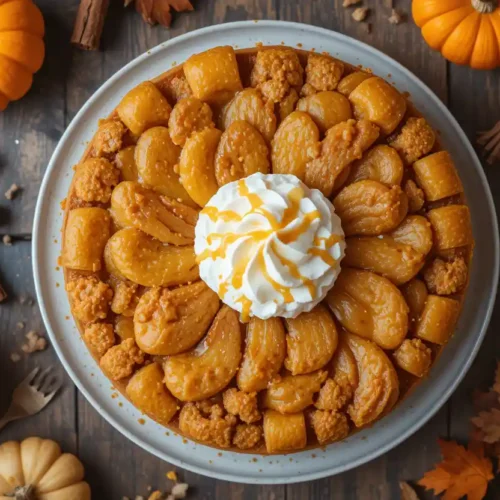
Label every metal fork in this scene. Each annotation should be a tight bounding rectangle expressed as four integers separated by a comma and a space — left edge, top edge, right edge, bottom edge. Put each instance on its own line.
0, 366, 62, 431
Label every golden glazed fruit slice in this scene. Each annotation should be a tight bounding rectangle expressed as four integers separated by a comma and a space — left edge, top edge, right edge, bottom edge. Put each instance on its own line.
104, 228, 198, 287
271, 111, 320, 181
296, 91, 352, 133
126, 363, 178, 425
221, 88, 277, 143
326, 268, 409, 350
116, 81, 172, 136
263, 370, 328, 414
134, 282, 220, 356
337, 72, 372, 97
401, 278, 429, 328
343, 215, 433, 285
215, 120, 270, 186
343, 331, 400, 428
263, 410, 307, 453
347, 144, 404, 186
163, 306, 242, 401
333, 179, 408, 236
237, 317, 286, 392
349, 76, 407, 135
63, 207, 110, 272
284, 304, 338, 375
304, 119, 380, 198
178, 127, 222, 207
110, 181, 195, 245
134, 126, 195, 206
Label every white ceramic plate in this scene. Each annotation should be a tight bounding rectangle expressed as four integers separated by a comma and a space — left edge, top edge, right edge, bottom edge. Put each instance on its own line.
33, 21, 499, 484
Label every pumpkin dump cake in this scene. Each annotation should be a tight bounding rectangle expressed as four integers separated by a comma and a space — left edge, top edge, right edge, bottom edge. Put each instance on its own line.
62, 45, 473, 454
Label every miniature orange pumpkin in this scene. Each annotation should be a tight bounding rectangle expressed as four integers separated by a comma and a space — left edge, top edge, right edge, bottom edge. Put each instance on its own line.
412, 0, 500, 69
0, 0, 45, 111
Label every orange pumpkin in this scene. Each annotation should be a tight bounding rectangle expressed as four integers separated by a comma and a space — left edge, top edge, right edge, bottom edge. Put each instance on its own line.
412, 0, 500, 69
0, 0, 45, 111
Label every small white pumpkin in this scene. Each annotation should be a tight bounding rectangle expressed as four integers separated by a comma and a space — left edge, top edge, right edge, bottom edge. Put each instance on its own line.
0, 437, 90, 500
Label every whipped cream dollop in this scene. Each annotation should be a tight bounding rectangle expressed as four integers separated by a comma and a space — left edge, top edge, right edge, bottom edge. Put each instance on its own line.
194, 173, 345, 320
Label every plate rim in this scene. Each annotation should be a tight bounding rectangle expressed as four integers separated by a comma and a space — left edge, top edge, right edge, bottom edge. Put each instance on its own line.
32, 20, 499, 484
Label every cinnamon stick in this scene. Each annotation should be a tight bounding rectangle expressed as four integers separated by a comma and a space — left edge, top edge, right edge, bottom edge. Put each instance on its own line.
71, 0, 110, 51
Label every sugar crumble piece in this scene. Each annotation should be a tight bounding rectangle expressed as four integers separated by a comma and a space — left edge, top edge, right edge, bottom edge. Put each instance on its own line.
16, 321, 25, 330
352, 7, 370, 22
166, 471, 178, 481
3, 235, 12, 246
10, 353, 21, 363
147, 492, 162, 500
4, 183, 20, 200
171, 483, 188, 499
388, 9, 403, 25
21, 330, 48, 354
343, 0, 361, 6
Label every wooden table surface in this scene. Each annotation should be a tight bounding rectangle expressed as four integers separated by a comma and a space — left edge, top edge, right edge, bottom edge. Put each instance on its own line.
1, 0, 499, 498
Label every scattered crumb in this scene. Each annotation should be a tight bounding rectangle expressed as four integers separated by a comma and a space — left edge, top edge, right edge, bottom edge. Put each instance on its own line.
16, 321, 25, 330
4, 183, 20, 200
18, 295, 35, 306
122, 497, 130, 500
352, 7, 369, 22
147, 492, 162, 500
2, 235, 12, 246
166, 471, 178, 481
171, 483, 188, 499
388, 8, 403, 24
10, 353, 21, 363
343, 0, 361, 6
21, 330, 47, 354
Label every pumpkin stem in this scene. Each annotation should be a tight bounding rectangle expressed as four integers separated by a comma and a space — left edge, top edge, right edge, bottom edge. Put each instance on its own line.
5, 485, 36, 500
471, 0, 497, 13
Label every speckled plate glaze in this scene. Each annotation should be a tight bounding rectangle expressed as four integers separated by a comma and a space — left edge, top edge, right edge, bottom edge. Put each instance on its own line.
33, 21, 499, 484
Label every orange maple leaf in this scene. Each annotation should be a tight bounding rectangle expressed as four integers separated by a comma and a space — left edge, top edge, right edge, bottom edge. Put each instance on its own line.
129, 0, 194, 28
418, 439, 494, 500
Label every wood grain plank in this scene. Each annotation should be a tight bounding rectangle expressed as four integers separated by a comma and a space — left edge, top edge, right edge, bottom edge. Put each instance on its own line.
0, 241, 77, 455
279, 1, 449, 498
0, 1, 73, 234
448, 63, 500, 499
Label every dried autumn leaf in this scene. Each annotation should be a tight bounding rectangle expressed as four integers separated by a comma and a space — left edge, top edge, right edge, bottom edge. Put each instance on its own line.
472, 409, 500, 444
418, 439, 494, 500
130, 0, 194, 27
473, 389, 500, 414
399, 481, 420, 500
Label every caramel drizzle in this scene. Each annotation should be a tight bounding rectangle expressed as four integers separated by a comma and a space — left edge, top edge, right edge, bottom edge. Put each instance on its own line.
198, 179, 341, 311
